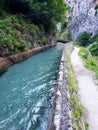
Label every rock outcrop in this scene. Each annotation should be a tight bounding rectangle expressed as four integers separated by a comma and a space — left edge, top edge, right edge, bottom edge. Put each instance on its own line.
66, 0, 98, 40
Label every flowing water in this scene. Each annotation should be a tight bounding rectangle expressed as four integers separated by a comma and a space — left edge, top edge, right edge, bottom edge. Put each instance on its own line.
0, 43, 64, 130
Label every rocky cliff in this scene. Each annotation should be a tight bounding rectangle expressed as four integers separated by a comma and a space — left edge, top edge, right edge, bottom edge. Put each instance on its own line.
66, 0, 98, 40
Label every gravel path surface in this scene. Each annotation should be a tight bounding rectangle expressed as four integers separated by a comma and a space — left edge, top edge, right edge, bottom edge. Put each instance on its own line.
71, 47, 98, 130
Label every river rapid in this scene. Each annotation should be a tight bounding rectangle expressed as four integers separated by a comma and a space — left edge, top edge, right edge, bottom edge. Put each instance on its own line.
0, 43, 64, 130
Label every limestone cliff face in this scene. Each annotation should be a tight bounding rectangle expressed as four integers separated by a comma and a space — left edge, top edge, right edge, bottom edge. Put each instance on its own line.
66, 0, 98, 40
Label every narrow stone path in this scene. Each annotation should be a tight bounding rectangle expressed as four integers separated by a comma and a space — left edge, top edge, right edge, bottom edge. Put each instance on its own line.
71, 47, 98, 130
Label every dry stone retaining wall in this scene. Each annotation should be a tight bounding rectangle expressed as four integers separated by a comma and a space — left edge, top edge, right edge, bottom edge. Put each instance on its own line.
49, 44, 73, 130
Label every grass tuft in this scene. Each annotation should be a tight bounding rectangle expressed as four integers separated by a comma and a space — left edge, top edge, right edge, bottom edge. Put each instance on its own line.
65, 48, 85, 130
84, 121, 89, 130
79, 47, 98, 79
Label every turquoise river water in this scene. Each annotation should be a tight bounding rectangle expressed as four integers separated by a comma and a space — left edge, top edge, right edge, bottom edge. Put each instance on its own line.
0, 43, 64, 130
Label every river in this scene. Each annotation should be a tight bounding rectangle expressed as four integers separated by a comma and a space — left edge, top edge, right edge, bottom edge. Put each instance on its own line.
0, 43, 64, 130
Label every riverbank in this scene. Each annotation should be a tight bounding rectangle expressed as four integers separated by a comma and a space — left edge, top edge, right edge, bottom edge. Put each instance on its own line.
49, 43, 73, 130
0, 44, 56, 74
48, 43, 87, 130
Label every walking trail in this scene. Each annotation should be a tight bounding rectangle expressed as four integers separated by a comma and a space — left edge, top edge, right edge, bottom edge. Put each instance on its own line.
71, 47, 98, 130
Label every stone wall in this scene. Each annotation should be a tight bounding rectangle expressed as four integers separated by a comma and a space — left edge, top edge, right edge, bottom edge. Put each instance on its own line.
0, 44, 55, 74
48, 44, 73, 130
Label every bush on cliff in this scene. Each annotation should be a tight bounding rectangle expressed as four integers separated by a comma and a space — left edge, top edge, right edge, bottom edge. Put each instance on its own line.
76, 32, 98, 47
76, 32, 91, 46
0, 14, 49, 57
89, 34, 98, 44
89, 42, 98, 56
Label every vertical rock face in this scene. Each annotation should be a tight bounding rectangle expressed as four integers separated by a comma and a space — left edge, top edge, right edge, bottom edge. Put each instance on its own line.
66, 0, 98, 40
65, 0, 77, 7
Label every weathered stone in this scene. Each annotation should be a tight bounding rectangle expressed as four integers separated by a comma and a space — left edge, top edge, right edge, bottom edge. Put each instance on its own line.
48, 43, 73, 130
57, 90, 62, 96
66, 0, 98, 40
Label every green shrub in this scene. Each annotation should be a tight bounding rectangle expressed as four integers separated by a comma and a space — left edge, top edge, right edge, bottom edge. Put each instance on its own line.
0, 14, 51, 56
84, 121, 89, 130
89, 34, 98, 44
76, 32, 91, 46
79, 47, 98, 78
89, 42, 98, 56
76, 32, 98, 47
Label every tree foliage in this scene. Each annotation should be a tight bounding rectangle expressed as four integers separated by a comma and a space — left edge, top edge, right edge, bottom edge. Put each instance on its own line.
76, 32, 98, 47
76, 32, 91, 46
1, 0, 67, 33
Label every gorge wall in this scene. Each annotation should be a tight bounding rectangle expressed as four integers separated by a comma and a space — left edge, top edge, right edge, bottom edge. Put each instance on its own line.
66, 0, 98, 40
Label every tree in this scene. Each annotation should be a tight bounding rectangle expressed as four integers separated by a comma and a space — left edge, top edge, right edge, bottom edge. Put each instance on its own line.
2, 0, 67, 33
28, 0, 67, 33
